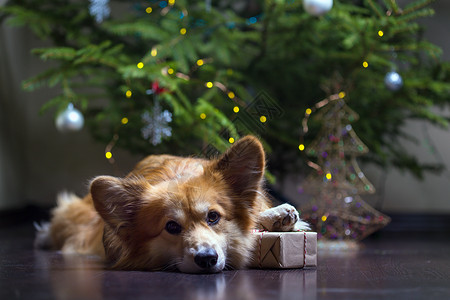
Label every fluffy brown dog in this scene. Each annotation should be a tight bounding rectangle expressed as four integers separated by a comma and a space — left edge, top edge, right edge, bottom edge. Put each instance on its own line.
35, 136, 309, 273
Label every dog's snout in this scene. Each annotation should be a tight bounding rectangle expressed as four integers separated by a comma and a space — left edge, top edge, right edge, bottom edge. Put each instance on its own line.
194, 248, 218, 269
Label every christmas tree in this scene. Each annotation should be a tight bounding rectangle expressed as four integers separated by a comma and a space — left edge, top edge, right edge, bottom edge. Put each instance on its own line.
299, 93, 390, 240
1, 0, 449, 178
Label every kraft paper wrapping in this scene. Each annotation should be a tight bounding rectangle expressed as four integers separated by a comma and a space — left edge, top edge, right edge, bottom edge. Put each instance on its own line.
250, 232, 317, 269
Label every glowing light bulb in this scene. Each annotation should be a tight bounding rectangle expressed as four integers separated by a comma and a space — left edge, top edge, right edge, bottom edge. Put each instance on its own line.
227, 91, 235, 99
233, 106, 239, 113
338, 91, 346, 98
378, 30, 384, 37
206, 82, 213, 88
167, 68, 174, 74
121, 117, 128, 125
363, 61, 369, 68
168, 0, 175, 5
200, 113, 206, 120
137, 62, 144, 69
299, 144, 305, 151
105, 152, 112, 159
126, 90, 132, 98
180, 28, 187, 35
229, 137, 235, 144
326, 173, 332, 180
151, 49, 157, 57
146, 7, 152, 14
305, 108, 312, 115
260, 116, 267, 123
196, 59, 204, 66
321, 215, 327, 222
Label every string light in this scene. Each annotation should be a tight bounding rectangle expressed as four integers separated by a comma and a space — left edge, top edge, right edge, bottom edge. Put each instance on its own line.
180, 28, 187, 35
196, 59, 204, 66
151, 48, 157, 57
167, 68, 174, 74
126, 90, 132, 98
146, 7, 152, 14
305, 108, 312, 115
206, 81, 213, 88
299, 144, 305, 151
378, 30, 384, 37
321, 215, 327, 222
229, 137, 235, 144
338, 91, 346, 98
227, 91, 235, 99
362, 61, 369, 68
168, 0, 175, 5
200, 113, 206, 119
105, 152, 113, 159
326, 173, 332, 180
121, 117, 128, 125
233, 106, 239, 113
137, 62, 144, 69
260, 116, 267, 123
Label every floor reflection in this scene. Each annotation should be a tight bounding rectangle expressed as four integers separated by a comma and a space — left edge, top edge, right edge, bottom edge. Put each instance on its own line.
35, 250, 104, 300
34, 250, 317, 300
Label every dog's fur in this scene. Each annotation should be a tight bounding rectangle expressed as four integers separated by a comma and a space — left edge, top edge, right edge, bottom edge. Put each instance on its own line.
35, 136, 309, 273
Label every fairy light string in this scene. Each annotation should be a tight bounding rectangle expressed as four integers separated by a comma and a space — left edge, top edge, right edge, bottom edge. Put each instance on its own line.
104, 57, 248, 163
105, 2, 395, 164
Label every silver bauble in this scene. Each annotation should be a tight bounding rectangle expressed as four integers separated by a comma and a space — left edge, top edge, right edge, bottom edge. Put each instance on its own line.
55, 103, 84, 132
303, 0, 333, 16
384, 71, 403, 91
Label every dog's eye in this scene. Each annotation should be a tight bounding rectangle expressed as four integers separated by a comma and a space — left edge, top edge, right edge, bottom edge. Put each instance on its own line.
165, 221, 182, 235
207, 211, 220, 225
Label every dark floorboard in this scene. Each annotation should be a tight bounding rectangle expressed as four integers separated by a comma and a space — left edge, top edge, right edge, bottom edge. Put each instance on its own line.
1, 222, 450, 300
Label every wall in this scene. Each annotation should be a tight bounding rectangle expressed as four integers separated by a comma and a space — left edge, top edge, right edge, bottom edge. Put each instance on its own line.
0, 1, 449, 212
0, 25, 139, 210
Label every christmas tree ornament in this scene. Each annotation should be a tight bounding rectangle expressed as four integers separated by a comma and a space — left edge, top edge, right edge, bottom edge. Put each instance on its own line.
55, 103, 84, 132
89, 0, 110, 23
141, 102, 173, 146
384, 71, 403, 91
141, 82, 172, 146
303, 0, 333, 16
205, 0, 212, 12
299, 94, 390, 241
151, 81, 167, 95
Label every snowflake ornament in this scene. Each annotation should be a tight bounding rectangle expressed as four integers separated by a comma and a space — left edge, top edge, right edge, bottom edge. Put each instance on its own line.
89, 0, 110, 23
141, 101, 173, 146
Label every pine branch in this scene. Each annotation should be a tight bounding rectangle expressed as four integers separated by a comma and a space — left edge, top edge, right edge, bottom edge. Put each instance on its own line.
367, 0, 385, 18
403, 0, 435, 16
397, 7, 434, 22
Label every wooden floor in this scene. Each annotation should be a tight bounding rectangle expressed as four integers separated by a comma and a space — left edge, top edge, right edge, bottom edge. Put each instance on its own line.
1, 223, 450, 300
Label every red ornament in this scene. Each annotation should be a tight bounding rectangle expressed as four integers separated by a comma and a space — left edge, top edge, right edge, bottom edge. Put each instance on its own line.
152, 81, 167, 95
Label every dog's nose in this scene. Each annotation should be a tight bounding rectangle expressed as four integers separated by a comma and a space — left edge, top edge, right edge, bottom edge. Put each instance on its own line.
194, 248, 218, 269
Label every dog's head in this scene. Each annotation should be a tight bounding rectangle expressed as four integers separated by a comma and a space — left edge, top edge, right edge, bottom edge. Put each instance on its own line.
90, 136, 266, 273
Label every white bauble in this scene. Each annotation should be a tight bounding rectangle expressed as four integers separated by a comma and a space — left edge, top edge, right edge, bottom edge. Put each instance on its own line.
55, 103, 84, 132
384, 71, 403, 91
303, 0, 333, 16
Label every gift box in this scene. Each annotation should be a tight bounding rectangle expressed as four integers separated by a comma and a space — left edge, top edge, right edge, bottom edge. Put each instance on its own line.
250, 231, 317, 269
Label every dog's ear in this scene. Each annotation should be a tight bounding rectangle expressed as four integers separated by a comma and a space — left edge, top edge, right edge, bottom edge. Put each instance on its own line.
90, 175, 147, 230
211, 136, 265, 197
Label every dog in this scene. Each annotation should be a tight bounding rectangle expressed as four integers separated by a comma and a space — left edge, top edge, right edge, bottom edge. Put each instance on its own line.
35, 136, 309, 273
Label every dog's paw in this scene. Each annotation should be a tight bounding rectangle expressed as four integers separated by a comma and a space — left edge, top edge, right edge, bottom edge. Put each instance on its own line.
33, 221, 52, 249
258, 204, 310, 232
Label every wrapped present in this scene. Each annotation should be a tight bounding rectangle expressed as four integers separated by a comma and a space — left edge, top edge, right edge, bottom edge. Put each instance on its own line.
250, 231, 317, 269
